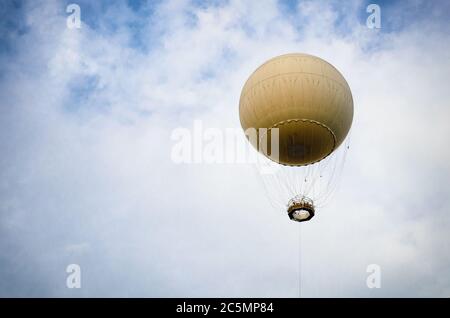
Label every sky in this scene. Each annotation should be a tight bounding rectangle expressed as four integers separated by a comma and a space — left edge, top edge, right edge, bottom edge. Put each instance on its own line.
0, 0, 449, 297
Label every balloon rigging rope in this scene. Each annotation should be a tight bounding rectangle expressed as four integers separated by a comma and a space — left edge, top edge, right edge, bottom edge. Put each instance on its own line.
298, 223, 302, 298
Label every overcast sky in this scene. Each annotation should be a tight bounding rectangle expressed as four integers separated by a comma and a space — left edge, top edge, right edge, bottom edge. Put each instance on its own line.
0, 0, 449, 297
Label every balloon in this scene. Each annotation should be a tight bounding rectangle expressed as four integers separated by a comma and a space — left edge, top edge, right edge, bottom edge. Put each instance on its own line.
239, 53, 353, 222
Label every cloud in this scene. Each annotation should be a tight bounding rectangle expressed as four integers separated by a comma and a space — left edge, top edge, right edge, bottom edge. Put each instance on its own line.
0, 0, 449, 297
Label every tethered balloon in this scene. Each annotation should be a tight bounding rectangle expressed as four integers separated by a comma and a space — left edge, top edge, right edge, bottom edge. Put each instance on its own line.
239, 53, 353, 222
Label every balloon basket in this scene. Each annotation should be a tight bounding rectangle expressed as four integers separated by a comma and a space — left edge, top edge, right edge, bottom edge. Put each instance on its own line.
287, 196, 315, 222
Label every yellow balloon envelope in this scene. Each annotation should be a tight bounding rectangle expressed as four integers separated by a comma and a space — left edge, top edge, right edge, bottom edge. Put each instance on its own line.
239, 53, 353, 166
